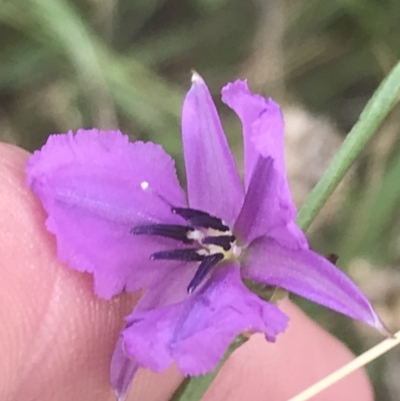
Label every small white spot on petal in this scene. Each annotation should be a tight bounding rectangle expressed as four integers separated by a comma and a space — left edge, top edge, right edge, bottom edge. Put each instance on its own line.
140, 181, 149, 190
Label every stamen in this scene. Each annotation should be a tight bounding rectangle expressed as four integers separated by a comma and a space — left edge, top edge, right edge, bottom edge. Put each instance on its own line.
187, 253, 224, 294
133, 208, 241, 294
172, 207, 210, 220
150, 249, 205, 262
131, 224, 194, 244
202, 235, 236, 251
172, 207, 229, 231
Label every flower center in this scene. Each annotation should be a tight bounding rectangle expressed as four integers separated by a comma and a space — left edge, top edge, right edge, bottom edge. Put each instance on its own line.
131, 207, 241, 293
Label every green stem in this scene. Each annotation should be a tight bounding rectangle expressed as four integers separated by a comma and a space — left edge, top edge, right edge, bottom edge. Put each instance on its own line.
297, 60, 400, 231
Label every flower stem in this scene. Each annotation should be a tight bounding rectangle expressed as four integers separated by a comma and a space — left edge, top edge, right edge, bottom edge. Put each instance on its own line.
297, 59, 400, 231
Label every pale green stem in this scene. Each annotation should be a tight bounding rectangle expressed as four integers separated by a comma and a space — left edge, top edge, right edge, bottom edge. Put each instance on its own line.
297, 60, 400, 231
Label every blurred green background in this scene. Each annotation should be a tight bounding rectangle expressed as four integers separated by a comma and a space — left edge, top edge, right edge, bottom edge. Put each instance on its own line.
1, 0, 400, 399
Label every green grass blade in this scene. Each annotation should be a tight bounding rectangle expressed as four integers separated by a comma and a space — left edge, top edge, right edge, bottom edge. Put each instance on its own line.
297, 60, 400, 231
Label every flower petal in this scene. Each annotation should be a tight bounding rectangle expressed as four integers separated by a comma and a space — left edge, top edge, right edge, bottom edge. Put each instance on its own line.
110, 263, 196, 398
222, 80, 285, 186
182, 73, 244, 225
122, 264, 288, 375
26, 129, 187, 298
135, 262, 196, 312
234, 156, 307, 248
110, 337, 138, 401
223, 80, 307, 248
242, 236, 386, 331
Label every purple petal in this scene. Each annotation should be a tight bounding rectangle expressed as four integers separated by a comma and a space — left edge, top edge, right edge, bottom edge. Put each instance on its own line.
234, 156, 304, 248
26, 129, 187, 298
135, 262, 196, 312
222, 80, 307, 248
242, 236, 386, 331
110, 336, 138, 401
221, 80, 283, 184
182, 73, 244, 225
122, 264, 288, 376
234, 157, 277, 242
110, 264, 195, 399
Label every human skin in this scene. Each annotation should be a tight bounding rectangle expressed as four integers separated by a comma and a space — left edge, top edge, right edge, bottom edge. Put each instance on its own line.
0, 142, 373, 401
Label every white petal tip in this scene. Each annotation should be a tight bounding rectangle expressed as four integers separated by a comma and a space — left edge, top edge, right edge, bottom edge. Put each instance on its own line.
114, 391, 127, 401
191, 70, 202, 83
373, 316, 394, 338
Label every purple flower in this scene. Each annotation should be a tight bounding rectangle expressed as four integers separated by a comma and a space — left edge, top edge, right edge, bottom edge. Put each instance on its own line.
26, 73, 385, 401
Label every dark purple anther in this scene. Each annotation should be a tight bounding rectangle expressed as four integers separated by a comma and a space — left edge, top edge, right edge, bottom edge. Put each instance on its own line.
187, 253, 224, 293
150, 248, 205, 262
131, 224, 194, 244
172, 207, 229, 231
202, 235, 236, 251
